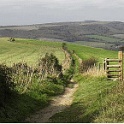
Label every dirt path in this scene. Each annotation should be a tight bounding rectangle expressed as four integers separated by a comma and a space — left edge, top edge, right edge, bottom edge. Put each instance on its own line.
25, 82, 78, 123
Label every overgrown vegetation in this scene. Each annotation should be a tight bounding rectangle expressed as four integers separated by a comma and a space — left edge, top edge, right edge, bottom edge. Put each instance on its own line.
0, 41, 74, 122
50, 71, 124, 123
80, 57, 97, 72
0, 64, 15, 107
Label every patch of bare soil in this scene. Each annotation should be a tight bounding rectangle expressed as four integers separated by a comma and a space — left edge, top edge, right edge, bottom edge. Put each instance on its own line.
24, 82, 78, 123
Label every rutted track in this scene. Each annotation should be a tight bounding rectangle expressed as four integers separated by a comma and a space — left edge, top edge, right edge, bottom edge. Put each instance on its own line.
25, 82, 78, 123
24, 48, 78, 123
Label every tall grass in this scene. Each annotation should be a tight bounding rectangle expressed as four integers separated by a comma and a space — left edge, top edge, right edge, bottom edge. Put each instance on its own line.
83, 67, 105, 77
80, 57, 98, 72
50, 49, 124, 123
94, 80, 124, 122
50, 73, 119, 123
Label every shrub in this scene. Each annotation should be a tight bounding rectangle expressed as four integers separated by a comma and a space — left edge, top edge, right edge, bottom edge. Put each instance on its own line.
62, 43, 67, 50
9, 37, 15, 42
12, 62, 32, 75
12, 62, 34, 93
37, 53, 62, 79
0, 64, 15, 107
80, 57, 98, 72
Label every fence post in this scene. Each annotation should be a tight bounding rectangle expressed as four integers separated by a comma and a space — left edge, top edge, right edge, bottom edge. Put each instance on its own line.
118, 50, 123, 81
104, 58, 108, 71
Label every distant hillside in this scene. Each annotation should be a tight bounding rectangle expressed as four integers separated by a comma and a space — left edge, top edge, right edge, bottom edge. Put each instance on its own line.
1, 21, 124, 50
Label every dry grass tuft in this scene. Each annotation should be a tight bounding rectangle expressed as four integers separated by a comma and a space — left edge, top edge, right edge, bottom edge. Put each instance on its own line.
83, 67, 106, 77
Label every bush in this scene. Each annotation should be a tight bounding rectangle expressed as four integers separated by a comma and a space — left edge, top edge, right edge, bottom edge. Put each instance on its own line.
9, 37, 15, 42
80, 57, 98, 72
12, 62, 34, 93
38, 53, 62, 79
0, 64, 15, 107
12, 62, 32, 75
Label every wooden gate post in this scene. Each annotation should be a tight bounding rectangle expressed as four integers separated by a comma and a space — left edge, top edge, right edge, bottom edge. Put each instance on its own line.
118, 50, 123, 81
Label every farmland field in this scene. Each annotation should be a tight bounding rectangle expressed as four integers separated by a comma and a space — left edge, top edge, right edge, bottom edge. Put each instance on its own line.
75, 41, 114, 49
74, 34, 124, 50
49, 41, 124, 123
0, 38, 65, 66
0, 37, 118, 66
68, 43, 117, 61
85, 35, 122, 42
112, 34, 124, 39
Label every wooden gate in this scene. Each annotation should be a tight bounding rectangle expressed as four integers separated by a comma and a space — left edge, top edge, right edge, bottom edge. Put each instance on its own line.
104, 50, 123, 81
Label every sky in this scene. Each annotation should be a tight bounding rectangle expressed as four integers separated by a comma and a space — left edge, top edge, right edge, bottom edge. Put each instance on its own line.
0, 0, 124, 26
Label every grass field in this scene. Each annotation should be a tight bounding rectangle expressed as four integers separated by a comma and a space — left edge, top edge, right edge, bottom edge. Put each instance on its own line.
0, 38, 65, 66
75, 41, 114, 49
50, 75, 119, 123
112, 34, 124, 39
50, 42, 124, 123
74, 34, 124, 50
0, 37, 117, 66
0, 37, 123, 123
0, 37, 68, 122
86, 35, 123, 42
68, 43, 117, 62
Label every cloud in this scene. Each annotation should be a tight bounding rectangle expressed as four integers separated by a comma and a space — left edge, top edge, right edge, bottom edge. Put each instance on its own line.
0, 0, 124, 25
0, 0, 124, 8
81, 0, 124, 8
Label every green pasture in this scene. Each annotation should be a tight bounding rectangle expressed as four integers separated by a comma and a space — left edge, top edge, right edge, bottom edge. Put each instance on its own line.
86, 35, 122, 42
75, 41, 114, 49
0, 37, 118, 66
0, 38, 65, 66
50, 43, 124, 123
67, 43, 117, 62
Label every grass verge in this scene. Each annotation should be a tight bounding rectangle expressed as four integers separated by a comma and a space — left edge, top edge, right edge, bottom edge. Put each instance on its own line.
50, 72, 124, 123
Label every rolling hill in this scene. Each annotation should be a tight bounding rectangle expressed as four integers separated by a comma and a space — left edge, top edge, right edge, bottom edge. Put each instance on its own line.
1, 21, 124, 50
0, 38, 65, 66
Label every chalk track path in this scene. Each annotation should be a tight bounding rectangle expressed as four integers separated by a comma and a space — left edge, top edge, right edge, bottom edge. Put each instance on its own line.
24, 82, 78, 123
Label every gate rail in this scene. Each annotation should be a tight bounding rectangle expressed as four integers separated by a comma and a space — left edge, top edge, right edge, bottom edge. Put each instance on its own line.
104, 51, 123, 81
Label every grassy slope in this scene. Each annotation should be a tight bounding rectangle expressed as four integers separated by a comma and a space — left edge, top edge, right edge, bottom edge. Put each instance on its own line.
0, 38, 123, 122
75, 35, 124, 50
50, 43, 124, 123
50, 76, 118, 123
86, 35, 122, 42
0, 38, 66, 122
51, 74, 124, 123
68, 43, 117, 61
0, 38, 65, 66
